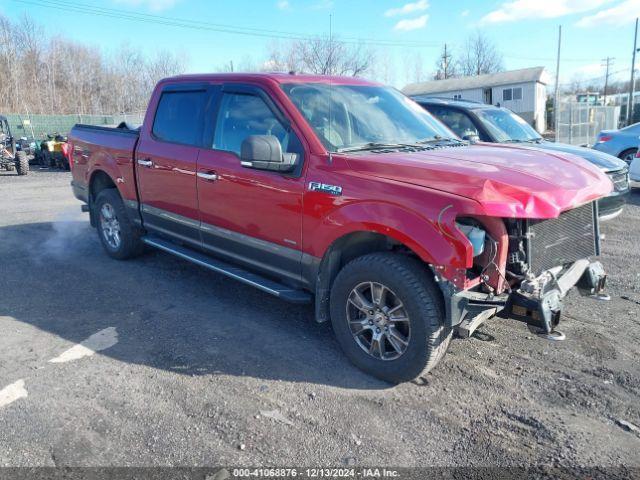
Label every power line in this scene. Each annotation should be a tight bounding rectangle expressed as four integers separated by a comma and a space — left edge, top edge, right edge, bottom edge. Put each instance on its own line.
10, 0, 611, 65
11, 0, 442, 48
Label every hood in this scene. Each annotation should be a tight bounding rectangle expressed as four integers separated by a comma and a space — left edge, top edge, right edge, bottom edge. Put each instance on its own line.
530, 140, 628, 172
343, 143, 613, 219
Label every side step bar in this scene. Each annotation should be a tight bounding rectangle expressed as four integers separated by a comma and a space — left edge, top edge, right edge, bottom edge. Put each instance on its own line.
142, 236, 312, 304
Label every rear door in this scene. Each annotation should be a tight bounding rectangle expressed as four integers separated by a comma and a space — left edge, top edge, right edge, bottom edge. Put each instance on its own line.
195, 84, 307, 285
135, 84, 211, 245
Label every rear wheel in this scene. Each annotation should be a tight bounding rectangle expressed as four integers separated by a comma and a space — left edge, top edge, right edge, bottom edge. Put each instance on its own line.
330, 253, 452, 384
15, 151, 29, 176
95, 189, 144, 260
619, 148, 637, 164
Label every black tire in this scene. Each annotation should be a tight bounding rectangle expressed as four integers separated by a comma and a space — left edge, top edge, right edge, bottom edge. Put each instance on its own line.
619, 148, 637, 164
94, 188, 145, 260
15, 151, 29, 176
330, 252, 452, 384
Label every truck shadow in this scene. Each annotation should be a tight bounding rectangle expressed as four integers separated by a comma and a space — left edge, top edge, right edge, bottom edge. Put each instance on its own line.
0, 221, 389, 390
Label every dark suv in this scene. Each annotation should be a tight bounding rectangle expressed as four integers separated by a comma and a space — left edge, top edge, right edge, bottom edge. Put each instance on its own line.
414, 97, 630, 221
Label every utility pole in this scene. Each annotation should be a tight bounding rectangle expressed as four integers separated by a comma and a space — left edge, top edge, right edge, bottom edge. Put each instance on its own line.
628, 18, 639, 125
443, 43, 450, 79
601, 56, 615, 105
554, 25, 562, 142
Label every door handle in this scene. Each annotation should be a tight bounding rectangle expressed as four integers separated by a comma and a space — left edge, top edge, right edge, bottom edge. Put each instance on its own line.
197, 171, 218, 181
137, 158, 153, 168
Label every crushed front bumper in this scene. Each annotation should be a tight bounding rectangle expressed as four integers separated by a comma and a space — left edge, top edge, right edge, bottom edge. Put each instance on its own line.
444, 260, 607, 336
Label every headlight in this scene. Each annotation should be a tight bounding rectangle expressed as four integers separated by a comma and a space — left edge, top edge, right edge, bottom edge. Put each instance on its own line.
456, 221, 486, 257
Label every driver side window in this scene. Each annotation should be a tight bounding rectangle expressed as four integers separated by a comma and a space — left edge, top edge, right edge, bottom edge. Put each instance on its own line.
430, 106, 479, 139
213, 93, 289, 156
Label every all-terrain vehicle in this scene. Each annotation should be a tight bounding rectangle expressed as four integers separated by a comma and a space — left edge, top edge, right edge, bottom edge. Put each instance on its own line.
0, 115, 29, 175
40, 133, 70, 170
15, 136, 38, 165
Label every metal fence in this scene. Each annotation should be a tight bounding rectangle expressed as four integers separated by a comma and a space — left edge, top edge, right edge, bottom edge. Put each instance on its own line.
556, 102, 621, 146
4, 112, 146, 141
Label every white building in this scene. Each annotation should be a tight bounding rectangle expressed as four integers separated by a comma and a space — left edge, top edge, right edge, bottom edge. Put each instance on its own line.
403, 67, 551, 133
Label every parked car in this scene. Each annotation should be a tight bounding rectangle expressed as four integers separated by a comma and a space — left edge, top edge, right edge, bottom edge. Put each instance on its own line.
413, 97, 630, 221
69, 73, 612, 383
629, 151, 640, 188
593, 122, 640, 163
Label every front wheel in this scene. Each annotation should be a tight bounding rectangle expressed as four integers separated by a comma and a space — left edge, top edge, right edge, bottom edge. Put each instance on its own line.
95, 189, 144, 260
330, 253, 452, 384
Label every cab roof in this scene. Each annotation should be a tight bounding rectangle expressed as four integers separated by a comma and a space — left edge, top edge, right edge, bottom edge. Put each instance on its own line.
160, 72, 381, 87
410, 96, 495, 111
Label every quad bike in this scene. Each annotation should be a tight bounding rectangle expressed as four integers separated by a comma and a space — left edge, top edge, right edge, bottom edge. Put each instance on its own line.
0, 115, 28, 175
15, 136, 38, 165
40, 134, 70, 170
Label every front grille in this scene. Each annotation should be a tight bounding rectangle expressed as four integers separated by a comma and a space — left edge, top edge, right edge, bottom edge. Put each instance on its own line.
608, 168, 630, 192
526, 202, 599, 274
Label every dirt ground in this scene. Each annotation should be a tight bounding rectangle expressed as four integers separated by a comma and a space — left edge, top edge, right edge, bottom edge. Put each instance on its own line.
0, 168, 639, 473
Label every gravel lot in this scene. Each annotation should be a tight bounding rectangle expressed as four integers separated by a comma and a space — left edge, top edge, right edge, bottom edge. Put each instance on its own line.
1, 168, 639, 471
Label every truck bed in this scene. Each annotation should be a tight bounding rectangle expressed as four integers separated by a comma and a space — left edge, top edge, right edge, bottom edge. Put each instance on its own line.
69, 123, 141, 205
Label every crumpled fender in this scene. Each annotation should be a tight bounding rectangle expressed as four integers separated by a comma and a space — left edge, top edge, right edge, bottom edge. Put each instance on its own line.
307, 200, 474, 271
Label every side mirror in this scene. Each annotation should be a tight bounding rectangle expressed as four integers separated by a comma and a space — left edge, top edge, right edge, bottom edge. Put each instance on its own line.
462, 133, 480, 144
240, 135, 297, 173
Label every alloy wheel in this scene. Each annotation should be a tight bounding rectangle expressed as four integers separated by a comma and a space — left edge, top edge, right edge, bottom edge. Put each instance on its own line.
100, 203, 121, 250
346, 281, 411, 361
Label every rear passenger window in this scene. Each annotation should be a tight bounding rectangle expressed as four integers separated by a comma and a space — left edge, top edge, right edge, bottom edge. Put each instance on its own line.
213, 93, 290, 156
152, 90, 207, 146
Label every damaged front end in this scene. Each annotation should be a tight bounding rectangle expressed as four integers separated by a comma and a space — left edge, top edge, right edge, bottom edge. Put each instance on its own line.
436, 201, 608, 338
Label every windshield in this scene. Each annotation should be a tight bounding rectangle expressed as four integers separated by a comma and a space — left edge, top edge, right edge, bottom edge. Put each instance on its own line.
282, 83, 455, 152
476, 108, 542, 143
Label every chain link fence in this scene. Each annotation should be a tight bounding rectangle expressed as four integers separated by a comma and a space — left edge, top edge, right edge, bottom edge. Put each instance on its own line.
556, 102, 621, 146
4, 112, 146, 141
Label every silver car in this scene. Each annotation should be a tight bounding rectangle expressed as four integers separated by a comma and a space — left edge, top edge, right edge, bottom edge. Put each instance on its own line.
630, 154, 640, 188
593, 122, 640, 163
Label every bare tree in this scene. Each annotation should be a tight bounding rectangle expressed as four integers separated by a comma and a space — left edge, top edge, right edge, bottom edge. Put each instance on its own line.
0, 14, 187, 117
265, 36, 373, 76
457, 32, 504, 77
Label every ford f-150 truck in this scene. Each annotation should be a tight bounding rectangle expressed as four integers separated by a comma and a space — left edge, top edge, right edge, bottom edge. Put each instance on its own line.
69, 73, 612, 383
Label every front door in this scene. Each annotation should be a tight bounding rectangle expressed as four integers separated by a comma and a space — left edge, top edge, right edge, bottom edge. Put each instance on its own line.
196, 85, 307, 285
135, 86, 209, 245
483, 88, 493, 105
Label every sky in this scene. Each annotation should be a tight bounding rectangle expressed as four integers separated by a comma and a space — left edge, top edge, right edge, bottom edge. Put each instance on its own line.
0, 0, 638, 88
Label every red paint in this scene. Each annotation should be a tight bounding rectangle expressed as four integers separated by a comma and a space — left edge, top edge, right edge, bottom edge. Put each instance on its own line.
69, 73, 613, 294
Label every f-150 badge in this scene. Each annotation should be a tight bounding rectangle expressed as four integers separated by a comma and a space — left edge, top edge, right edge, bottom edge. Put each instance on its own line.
308, 182, 343, 196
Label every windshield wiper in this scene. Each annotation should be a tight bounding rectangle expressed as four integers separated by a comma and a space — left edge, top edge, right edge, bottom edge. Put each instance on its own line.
336, 142, 419, 153
416, 136, 464, 144
503, 138, 543, 144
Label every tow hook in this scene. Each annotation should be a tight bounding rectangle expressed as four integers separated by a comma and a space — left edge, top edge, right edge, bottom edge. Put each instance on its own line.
577, 261, 609, 301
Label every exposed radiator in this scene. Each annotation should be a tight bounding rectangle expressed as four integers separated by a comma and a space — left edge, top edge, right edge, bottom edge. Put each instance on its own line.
526, 202, 599, 274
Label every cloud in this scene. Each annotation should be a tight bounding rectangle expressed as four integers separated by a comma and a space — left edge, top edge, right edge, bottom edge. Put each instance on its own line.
461, 9, 470, 17
276, 0, 290, 9
112, 0, 178, 11
393, 14, 429, 31
385, 0, 429, 17
311, 0, 334, 9
479, 0, 612, 24
574, 62, 605, 76
576, 0, 640, 27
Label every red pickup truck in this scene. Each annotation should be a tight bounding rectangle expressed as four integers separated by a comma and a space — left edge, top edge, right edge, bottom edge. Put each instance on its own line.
69, 73, 612, 383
